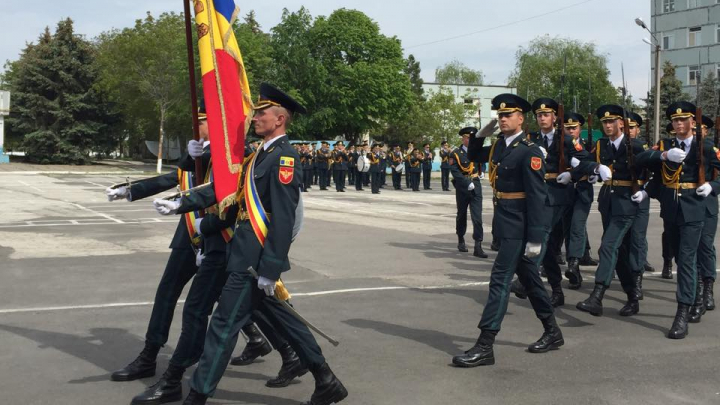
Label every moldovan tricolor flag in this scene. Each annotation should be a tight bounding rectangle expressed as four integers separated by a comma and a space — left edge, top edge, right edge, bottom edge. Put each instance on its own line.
194, 0, 252, 213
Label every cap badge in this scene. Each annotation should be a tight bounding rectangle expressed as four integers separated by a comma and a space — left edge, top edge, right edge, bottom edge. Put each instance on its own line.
500, 102, 506, 109
604, 111, 610, 117
676, 108, 682, 114
541, 104, 546, 109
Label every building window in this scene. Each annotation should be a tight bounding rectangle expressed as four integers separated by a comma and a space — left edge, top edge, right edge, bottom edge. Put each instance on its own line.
663, 34, 674, 50
663, 0, 675, 12
688, 0, 698, 7
689, 27, 702, 47
689, 65, 701, 86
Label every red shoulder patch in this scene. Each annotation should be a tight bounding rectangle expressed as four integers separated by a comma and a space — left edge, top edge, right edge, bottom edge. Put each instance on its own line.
574, 141, 583, 152
716, 149, 720, 161
531, 156, 542, 171
279, 166, 294, 185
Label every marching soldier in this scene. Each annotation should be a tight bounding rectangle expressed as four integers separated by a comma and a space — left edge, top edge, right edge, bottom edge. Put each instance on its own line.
380, 143, 388, 187
449, 128, 487, 258
331, 141, 348, 192
635, 101, 720, 339
422, 143, 434, 190
300, 143, 314, 192
696, 115, 717, 313
362, 143, 371, 187
316, 141, 331, 190
347, 144, 356, 185
408, 148, 422, 191
405, 141, 414, 188
350, 145, 364, 191
627, 112, 655, 279
453, 93, 562, 367
439, 141, 451, 191
562, 112, 596, 290
369, 143, 382, 194
311, 143, 319, 186
175, 84, 347, 404
575, 105, 649, 318
389, 144, 404, 190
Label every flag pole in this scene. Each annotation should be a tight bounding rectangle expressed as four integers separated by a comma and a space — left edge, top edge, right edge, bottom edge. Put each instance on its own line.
183, 0, 204, 183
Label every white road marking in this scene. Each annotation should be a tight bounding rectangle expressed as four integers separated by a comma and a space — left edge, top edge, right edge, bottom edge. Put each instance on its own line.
84, 180, 108, 188
0, 281, 490, 315
17, 180, 43, 193
67, 202, 124, 224
0, 218, 177, 228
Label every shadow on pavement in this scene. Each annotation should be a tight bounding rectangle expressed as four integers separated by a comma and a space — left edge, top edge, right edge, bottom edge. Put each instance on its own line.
212, 388, 304, 405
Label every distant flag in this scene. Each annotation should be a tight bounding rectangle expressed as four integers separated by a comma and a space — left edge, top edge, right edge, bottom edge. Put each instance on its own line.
194, 0, 252, 213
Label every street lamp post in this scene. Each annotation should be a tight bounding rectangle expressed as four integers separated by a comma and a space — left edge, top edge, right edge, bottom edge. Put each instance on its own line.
636, 17, 662, 145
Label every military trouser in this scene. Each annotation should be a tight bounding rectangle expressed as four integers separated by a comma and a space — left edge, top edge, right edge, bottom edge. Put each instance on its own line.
313, 167, 319, 184
423, 168, 432, 189
145, 248, 198, 348
629, 205, 650, 275
355, 171, 364, 190
191, 271, 325, 396
302, 168, 313, 191
348, 167, 355, 184
542, 204, 571, 289
405, 168, 411, 188
410, 172, 420, 191
479, 237, 554, 332
594, 214, 639, 293
382, 168, 387, 185
661, 230, 673, 262
441, 168, 450, 190
455, 181, 483, 241
169, 251, 228, 368
333, 169, 346, 191
392, 170, 402, 189
566, 196, 592, 259
665, 213, 704, 305
698, 212, 718, 281
363, 172, 370, 186
318, 168, 329, 189
371, 171, 382, 193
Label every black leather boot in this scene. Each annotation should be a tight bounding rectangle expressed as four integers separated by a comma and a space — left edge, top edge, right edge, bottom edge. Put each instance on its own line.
550, 286, 564, 308
661, 259, 674, 279
634, 274, 644, 301
576, 284, 607, 316
510, 278, 527, 299
579, 251, 598, 266
556, 254, 566, 266
490, 239, 500, 252
266, 343, 309, 388
452, 332, 496, 367
111, 342, 159, 381
668, 304, 691, 339
704, 278, 715, 311
303, 363, 348, 405
230, 323, 272, 366
528, 316, 564, 353
473, 241, 488, 258
131, 363, 185, 404
619, 292, 639, 317
457, 236, 468, 253
181, 389, 207, 405
565, 258, 582, 290
689, 282, 706, 323
644, 262, 655, 272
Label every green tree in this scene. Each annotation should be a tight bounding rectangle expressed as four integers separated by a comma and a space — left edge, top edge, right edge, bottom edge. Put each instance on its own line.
405, 54, 424, 98
508, 35, 618, 125
435, 60, 483, 85
95, 12, 192, 160
234, 11, 273, 94
643, 61, 691, 138
697, 70, 719, 117
5, 20, 117, 164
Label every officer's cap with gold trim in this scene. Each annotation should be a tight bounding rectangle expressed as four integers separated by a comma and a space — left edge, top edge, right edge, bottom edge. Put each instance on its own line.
563, 112, 585, 128
666, 122, 676, 135
702, 115, 714, 129
628, 112, 643, 128
253, 83, 307, 114
596, 104, 624, 121
665, 101, 695, 120
491, 93, 531, 114
532, 98, 559, 115
198, 99, 207, 121
458, 127, 478, 137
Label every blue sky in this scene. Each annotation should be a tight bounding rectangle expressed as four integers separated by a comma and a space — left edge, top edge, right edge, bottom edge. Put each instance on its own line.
1, 0, 651, 100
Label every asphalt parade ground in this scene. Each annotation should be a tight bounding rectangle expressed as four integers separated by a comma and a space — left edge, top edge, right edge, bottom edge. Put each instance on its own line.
1, 170, 719, 405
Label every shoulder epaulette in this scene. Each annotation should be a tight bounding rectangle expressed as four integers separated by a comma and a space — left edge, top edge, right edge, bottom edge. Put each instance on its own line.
520, 138, 534, 147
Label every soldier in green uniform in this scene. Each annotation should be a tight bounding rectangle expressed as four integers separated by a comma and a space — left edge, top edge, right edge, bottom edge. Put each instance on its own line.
422, 143, 434, 190
405, 141, 414, 188
408, 148, 422, 192
300, 143, 313, 192
440, 141, 451, 191
626, 112, 653, 288
331, 141, 348, 192
448, 128, 487, 258
316, 142, 331, 190
635, 101, 720, 339
452, 93, 562, 367
696, 115, 717, 313
369, 143, 382, 194
389, 144, 404, 190
174, 84, 347, 404
576, 105, 650, 318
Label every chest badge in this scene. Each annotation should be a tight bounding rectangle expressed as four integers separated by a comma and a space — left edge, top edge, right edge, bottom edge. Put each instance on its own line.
531, 156, 542, 171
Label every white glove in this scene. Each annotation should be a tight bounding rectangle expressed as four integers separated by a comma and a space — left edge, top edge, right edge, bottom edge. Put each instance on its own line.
596, 165, 612, 181
153, 198, 180, 215
525, 242, 542, 258
556, 172, 572, 185
257, 276, 276, 297
570, 157, 580, 168
105, 186, 128, 202
631, 190, 648, 203
539, 146, 548, 160
697, 183, 713, 198
188, 139, 205, 158
588, 175, 598, 184
468, 182, 476, 191
194, 217, 203, 236
665, 148, 686, 163
195, 250, 205, 267
478, 119, 498, 138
